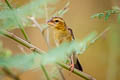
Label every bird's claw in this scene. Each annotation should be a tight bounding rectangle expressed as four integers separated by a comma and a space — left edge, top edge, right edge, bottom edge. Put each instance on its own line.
70, 63, 74, 72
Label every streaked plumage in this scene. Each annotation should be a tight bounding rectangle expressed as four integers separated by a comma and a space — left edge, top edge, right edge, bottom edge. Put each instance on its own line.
47, 17, 83, 71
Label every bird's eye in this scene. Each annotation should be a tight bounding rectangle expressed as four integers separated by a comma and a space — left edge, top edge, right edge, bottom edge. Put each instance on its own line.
55, 20, 59, 22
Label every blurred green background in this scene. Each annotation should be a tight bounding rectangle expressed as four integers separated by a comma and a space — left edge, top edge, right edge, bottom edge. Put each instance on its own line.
0, 0, 120, 80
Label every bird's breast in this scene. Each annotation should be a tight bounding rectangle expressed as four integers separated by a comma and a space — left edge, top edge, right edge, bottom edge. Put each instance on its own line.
54, 30, 72, 44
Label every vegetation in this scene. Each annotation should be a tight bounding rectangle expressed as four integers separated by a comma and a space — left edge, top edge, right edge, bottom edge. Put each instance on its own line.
0, 0, 119, 80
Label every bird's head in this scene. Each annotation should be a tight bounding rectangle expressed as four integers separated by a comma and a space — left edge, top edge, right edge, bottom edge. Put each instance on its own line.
47, 17, 66, 30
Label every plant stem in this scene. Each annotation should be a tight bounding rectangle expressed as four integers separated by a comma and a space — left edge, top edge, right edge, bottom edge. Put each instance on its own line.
44, 2, 50, 47
0, 30, 50, 79
4, 0, 13, 9
0, 31, 45, 54
0, 30, 95, 80
56, 62, 96, 80
2, 67, 20, 80
4, 0, 30, 43
18, 25, 30, 43
41, 65, 51, 80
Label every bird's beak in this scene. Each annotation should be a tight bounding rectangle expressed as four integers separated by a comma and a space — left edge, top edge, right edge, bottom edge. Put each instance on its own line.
47, 19, 56, 27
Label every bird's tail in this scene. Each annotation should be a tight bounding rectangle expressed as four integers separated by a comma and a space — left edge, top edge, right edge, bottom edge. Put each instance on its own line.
74, 58, 83, 71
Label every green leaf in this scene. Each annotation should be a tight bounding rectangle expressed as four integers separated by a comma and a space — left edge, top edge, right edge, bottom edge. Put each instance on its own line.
91, 7, 120, 21
91, 13, 104, 19
0, 31, 97, 70
18, 0, 58, 18
0, 0, 59, 30
104, 12, 111, 21
0, 53, 38, 70
52, 1, 70, 17
37, 31, 97, 65
57, 1, 70, 17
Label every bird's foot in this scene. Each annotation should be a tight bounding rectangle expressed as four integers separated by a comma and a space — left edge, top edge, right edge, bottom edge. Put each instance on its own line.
70, 63, 74, 72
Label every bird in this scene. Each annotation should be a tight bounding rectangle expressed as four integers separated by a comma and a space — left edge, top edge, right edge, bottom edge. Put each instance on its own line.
47, 17, 83, 71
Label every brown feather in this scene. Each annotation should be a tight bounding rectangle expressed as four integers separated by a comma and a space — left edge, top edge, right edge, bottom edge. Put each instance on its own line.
48, 17, 83, 71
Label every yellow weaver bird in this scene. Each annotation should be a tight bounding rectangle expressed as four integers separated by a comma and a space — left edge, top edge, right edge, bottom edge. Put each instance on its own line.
47, 17, 83, 71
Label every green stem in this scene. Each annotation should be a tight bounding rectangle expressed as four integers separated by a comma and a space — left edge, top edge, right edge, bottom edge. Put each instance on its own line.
0, 31, 50, 80
2, 67, 20, 80
0, 31, 45, 53
41, 65, 51, 80
18, 25, 30, 43
0, 30, 95, 80
56, 62, 96, 80
4, 0, 13, 9
4, 0, 30, 43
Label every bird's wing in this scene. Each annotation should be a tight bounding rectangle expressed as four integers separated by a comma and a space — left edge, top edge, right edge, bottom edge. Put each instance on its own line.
67, 27, 75, 40
67, 27, 83, 71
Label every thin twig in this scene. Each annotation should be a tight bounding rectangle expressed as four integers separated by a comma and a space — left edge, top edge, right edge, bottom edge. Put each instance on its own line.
4, 0, 13, 9
40, 65, 51, 80
0, 30, 45, 54
44, 2, 50, 47
53, 1, 70, 17
57, 62, 96, 80
57, 66, 66, 80
18, 45, 26, 54
91, 27, 111, 43
29, 17, 43, 32
2, 67, 20, 80
0, 30, 96, 80
28, 17, 50, 47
